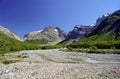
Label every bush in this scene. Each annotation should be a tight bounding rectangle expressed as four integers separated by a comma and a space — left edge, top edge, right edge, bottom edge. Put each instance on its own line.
110, 46, 116, 50
89, 46, 98, 51
67, 46, 73, 51
88, 46, 100, 53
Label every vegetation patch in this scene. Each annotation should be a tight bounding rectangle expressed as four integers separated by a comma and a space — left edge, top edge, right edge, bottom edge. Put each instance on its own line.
1, 59, 21, 64
66, 47, 120, 54
0, 32, 42, 55
17, 55, 29, 58
25, 39, 49, 45
41, 45, 62, 49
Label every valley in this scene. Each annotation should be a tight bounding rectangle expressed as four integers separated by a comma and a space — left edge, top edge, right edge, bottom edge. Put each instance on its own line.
0, 6, 120, 79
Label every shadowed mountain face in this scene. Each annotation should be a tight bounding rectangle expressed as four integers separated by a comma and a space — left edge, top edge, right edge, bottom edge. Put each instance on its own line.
0, 26, 22, 41
87, 10, 120, 41
24, 26, 67, 45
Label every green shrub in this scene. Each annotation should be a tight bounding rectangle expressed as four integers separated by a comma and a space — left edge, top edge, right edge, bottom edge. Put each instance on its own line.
110, 46, 116, 50
67, 46, 73, 51
89, 46, 98, 51
88, 46, 100, 53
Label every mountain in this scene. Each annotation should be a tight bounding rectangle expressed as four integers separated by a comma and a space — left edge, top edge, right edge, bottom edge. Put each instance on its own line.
24, 26, 67, 45
68, 9, 120, 49
59, 25, 93, 45
0, 26, 22, 41
59, 11, 117, 45
95, 14, 109, 26
87, 10, 120, 40
65, 25, 93, 41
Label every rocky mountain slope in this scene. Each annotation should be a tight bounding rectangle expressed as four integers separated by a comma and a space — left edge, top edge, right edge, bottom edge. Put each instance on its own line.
65, 25, 93, 41
24, 26, 67, 45
59, 25, 93, 45
0, 26, 22, 41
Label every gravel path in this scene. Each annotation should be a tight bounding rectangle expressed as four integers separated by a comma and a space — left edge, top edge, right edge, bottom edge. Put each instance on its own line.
0, 49, 120, 79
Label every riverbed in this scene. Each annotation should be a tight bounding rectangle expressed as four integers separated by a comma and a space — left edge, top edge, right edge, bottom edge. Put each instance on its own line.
0, 49, 120, 79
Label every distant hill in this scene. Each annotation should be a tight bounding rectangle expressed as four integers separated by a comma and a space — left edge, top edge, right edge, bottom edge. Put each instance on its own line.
0, 32, 40, 53
0, 26, 41, 53
0, 26, 23, 41
24, 26, 67, 45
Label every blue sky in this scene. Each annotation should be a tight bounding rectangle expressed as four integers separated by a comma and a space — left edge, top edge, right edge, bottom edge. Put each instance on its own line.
0, 0, 119, 37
